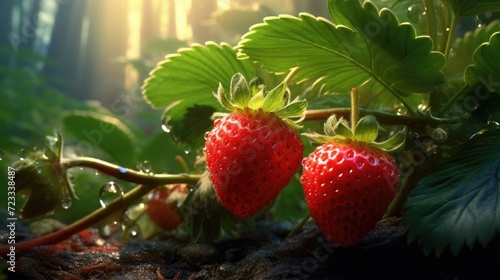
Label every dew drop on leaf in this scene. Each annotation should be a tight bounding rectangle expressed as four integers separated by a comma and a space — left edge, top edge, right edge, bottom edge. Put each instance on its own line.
99, 181, 124, 207
407, 4, 425, 23
18, 149, 27, 160
0, 149, 4, 161
475, 16, 482, 28
161, 124, 172, 133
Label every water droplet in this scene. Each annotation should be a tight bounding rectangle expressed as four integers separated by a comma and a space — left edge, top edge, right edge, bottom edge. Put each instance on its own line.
161, 124, 172, 133
137, 160, 152, 173
0, 149, 4, 161
95, 171, 100, 176
99, 221, 120, 238
183, 145, 191, 155
118, 167, 128, 174
127, 225, 141, 239
475, 16, 482, 28
18, 149, 27, 160
99, 181, 124, 207
60, 184, 73, 209
407, 4, 425, 23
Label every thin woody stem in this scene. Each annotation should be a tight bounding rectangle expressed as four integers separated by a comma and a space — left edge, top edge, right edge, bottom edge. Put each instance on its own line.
350, 88, 360, 129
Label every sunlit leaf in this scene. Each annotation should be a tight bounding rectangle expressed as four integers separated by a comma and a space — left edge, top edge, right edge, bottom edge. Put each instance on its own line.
465, 32, 500, 93
238, 0, 445, 110
402, 129, 500, 256
142, 42, 257, 146
63, 111, 136, 166
449, 0, 500, 16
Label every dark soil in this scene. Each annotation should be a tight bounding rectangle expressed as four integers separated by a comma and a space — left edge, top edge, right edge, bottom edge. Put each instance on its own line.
2, 218, 500, 280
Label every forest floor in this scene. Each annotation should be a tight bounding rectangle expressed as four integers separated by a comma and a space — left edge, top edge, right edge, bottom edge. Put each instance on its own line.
3, 217, 500, 280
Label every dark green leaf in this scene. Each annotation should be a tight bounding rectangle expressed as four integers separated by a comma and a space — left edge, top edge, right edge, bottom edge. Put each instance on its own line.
162, 104, 216, 148
465, 32, 500, 93
402, 129, 500, 256
63, 111, 137, 166
449, 0, 500, 16
447, 20, 500, 76
238, 0, 445, 109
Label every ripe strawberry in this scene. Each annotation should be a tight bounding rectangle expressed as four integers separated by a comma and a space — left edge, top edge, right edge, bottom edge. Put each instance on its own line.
300, 89, 404, 247
301, 141, 399, 246
147, 184, 188, 231
204, 74, 307, 218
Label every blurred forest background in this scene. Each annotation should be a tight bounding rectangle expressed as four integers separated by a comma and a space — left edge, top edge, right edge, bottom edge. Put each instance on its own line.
1, 0, 328, 150
0, 0, 329, 224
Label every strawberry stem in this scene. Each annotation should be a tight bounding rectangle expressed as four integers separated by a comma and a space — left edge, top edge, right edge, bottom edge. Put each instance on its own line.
61, 157, 201, 185
0, 184, 155, 255
350, 88, 359, 131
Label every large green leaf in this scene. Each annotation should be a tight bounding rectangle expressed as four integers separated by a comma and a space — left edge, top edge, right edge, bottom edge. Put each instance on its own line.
449, 0, 500, 16
465, 32, 500, 93
142, 42, 257, 147
402, 129, 500, 256
63, 111, 137, 166
238, 0, 445, 110
143, 42, 256, 108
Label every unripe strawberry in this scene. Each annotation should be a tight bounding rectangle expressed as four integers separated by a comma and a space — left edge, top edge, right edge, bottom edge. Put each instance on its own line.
204, 74, 307, 218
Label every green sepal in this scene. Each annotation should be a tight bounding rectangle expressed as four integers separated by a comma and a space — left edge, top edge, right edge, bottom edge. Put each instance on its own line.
13, 132, 77, 219
372, 130, 406, 152
214, 83, 236, 111
230, 73, 252, 109
216, 73, 307, 126
274, 99, 308, 120
262, 82, 288, 112
248, 89, 265, 110
353, 115, 378, 143
304, 114, 405, 152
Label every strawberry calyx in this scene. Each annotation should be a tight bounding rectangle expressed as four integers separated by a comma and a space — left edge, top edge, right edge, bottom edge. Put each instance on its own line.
214, 73, 307, 128
303, 89, 405, 152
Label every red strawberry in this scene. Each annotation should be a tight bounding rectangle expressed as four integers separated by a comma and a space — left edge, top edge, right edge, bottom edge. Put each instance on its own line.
204, 74, 307, 218
300, 89, 404, 246
147, 184, 188, 231
301, 141, 399, 246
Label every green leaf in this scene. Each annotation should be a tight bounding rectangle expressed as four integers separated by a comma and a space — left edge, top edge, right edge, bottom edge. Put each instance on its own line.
353, 115, 378, 142
449, 0, 500, 16
162, 104, 217, 148
62, 111, 137, 166
402, 129, 500, 256
143, 42, 256, 108
238, 0, 445, 110
142, 43, 257, 146
465, 32, 500, 93
447, 20, 500, 76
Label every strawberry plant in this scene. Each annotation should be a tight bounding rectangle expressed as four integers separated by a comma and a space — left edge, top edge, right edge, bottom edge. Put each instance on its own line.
3, 0, 500, 263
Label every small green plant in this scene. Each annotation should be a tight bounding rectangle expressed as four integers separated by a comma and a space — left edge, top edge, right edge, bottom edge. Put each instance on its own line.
2, 0, 500, 258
